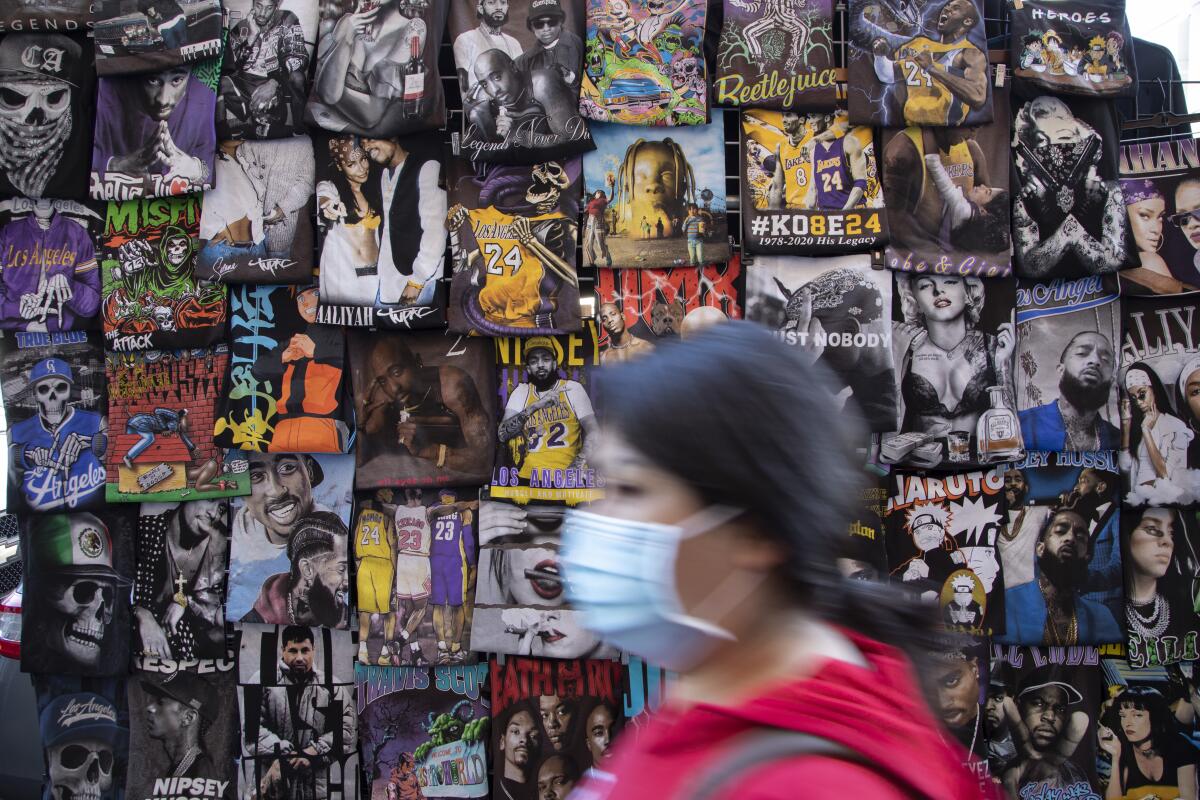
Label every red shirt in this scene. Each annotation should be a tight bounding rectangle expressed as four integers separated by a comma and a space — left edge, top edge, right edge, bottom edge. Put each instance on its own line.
574, 630, 1000, 800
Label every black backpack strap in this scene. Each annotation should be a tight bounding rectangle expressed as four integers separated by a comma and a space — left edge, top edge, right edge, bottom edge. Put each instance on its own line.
685, 729, 916, 800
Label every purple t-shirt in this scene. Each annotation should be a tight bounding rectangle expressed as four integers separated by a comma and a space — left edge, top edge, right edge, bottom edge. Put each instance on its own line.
91, 70, 217, 200
0, 212, 100, 331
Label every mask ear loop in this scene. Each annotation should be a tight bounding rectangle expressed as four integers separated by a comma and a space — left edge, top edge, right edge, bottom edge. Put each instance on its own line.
665, 504, 764, 641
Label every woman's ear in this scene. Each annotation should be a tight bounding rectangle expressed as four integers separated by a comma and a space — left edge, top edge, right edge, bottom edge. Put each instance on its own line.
729, 523, 788, 571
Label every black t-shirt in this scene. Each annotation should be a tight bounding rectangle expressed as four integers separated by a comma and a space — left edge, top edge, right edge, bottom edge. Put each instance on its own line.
93, 0, 223, 76
305, 0, 447, 137
0, 33, 94, 200
1011, 89, 1136, 279
450, 0, 594, 164
1010, 0, 1135, 97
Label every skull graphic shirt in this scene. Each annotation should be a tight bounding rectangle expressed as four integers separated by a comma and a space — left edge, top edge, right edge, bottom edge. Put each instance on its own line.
0, 198, 103, 332
450, 0, 595, 164
578, 0, 709, 126
447, 155, 584, 335
33, 675, 130, 800
715, 0, 837, 111
218, 0, 318, 140
0, 330, 107, 514
98, 194, 228, 352
0, 33, 96, 201
20, 508, 136, 676
91, 57, 221, 201
93, 0, 223, 77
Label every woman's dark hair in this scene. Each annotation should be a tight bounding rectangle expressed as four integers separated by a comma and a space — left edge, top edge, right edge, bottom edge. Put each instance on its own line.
1103, 686, 1178, 768
595, 321, 936, 658
1126, 362, 1175, 463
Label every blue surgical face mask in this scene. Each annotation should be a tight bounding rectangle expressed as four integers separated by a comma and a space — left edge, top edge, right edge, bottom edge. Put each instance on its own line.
561, 505, 760, 672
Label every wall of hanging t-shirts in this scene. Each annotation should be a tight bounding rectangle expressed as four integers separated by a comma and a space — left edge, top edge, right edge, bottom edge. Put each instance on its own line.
4, 0, 1200, 798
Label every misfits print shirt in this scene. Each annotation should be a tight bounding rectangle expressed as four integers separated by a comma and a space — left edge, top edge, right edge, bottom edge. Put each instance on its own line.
1, 330, 107, 514
0, 198, 102, 332
305, 0, 448, 138
847, 0, 993, 128
93, 0, 223, 76
715, 0, 837, 110
1010, 0, 1135, 97
0, 33, 95, 201
21, 509, 136, 677
578, 0, 708, 126
450, 0, 594, 164
91, 57, 220, 201
98, 194, 228, 352
218, 0, 317, 140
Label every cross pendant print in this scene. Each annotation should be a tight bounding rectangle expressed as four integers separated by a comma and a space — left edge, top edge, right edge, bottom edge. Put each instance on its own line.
175, 574, 187, 595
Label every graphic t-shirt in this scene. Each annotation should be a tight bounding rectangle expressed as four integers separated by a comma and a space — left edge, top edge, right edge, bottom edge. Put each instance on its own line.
353, 491, 479, 666
214, 284, 354, 454
884, 469, 1007, 636
447, 155, 583, 335
582, 117, 731, 269
98, 194, 228, 351
1, 330, 107, 513
356, 664, 490, 798
305, 0, 447, 137
578, 0, 708, 126
132, 500, 232, 663
1011, 89, 1135, 280
988, 646, 1102, 796
1119, 293, 1200, 507
218, 0, 317, 140
847, 0, 993, 127
21, 509, 136, 676
881, 80, 1011, 276
197, 137, 315, 284
0, 33, 95, 201
313, 133, 446, 311
125, 671, 238, 800
91, 57, 220, 200
492, 322, 602, 505
995, 451, 1124, 647
93, 0, 222, 76
224, 453, 356, 625
0, 201, 102, 332
880, 273, 1023, 469
105, 347, 251, 503
0, 2, 90, 30
741, 109, 888, 255
34, 677, 130, 800
746, 255, 898, 432
1118, 136, 1200, 295
349, 329, 497, 489
1119, 507, 1200, 669
716, 0, 837, 110
451, 0, 594, 164
594, 260, 743, 364
1010, 0, 1135, 97
1015, 277, 1122, 453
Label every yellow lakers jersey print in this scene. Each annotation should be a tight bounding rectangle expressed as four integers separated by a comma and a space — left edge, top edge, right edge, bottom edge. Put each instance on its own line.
355, 508, 394, 561
470, 206, 565, 328
851, 128, 882, 205
779, 137, 814, 208
745, 113, 815, 210
904, 128, 976, 229
518, 379, 583, 479
894, 36, 980, 125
